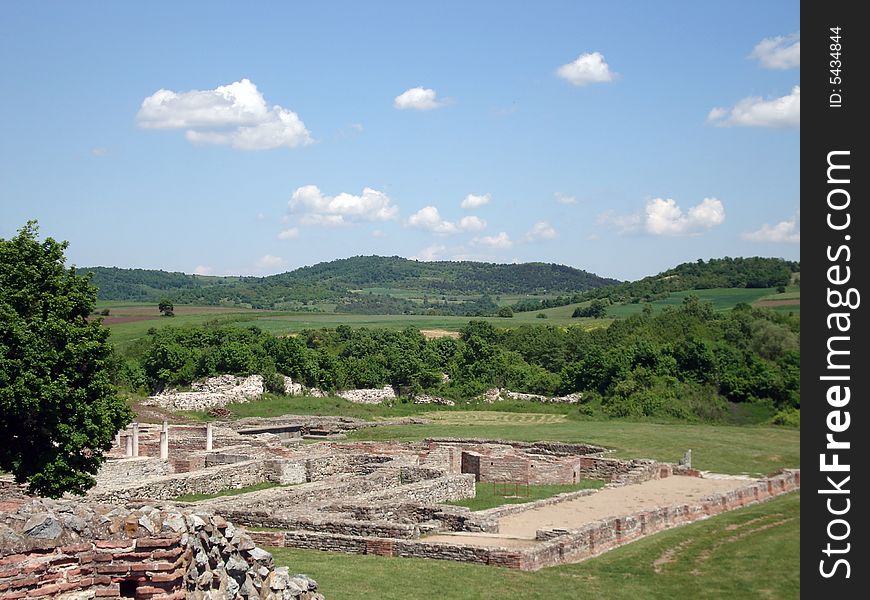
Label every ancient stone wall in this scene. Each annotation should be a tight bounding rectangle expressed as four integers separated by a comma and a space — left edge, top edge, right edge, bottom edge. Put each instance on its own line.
250, 470, 800, 572
0, 496, 323, 599
88, 461, 273, 503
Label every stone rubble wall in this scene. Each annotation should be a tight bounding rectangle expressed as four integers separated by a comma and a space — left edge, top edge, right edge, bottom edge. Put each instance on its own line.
143, 376, 266, 412
482, 388, 583, 404
0, 496, 323, 599
249, 470, 799, 572
88, 461, 274, 503
335, 386, 396, 405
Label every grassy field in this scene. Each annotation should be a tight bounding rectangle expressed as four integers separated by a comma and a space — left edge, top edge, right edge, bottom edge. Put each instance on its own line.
347, 411, 799, 476
268, 491, 799, 600
605, 287, 782, 318
447, 480, 604, 511
99, 304, 611, 351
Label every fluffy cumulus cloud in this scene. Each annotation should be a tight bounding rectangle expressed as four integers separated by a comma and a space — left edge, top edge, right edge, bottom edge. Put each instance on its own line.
461, 193, 491, 209
407, 206, 486, 234
743, 213, 800, 243
751, 33, 800, 69
599, 198, 725, 236
394, 87, 447, 110
525, 221, 558, 241
412, 244, 447, 261
473, 232, 513, 249
289, 185, 399, 226
645, 198, 725, 236
277, 227, 300, 240
554, 192, 576, 205
192, 265, 213, 275
708, 86, 800, 128
556, 52, 616, 86
136, 79, 312, 150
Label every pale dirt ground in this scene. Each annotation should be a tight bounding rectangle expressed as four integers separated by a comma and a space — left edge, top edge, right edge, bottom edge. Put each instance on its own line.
420, 329, 461, 339
426, 476, 751, 548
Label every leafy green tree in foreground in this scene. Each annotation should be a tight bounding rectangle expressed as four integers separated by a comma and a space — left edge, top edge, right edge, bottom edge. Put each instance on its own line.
0, 222, 133, 497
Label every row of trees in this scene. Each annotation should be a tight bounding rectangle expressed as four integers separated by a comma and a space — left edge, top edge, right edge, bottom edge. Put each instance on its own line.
123, 296, 799, 420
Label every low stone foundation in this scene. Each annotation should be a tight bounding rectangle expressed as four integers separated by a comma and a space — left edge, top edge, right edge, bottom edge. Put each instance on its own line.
248, 470, 799, 571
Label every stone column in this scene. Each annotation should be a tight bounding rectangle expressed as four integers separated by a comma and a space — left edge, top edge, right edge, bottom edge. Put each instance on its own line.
160, 431, 169, 461
132, 422, 140, 458
125, 435, 133, 458
115, 431, 121, 448
162, 420, 169, 433
206, 422, 213, 452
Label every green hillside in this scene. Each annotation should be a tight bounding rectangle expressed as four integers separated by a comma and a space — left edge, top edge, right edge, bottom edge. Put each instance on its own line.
78, 256, 619, 311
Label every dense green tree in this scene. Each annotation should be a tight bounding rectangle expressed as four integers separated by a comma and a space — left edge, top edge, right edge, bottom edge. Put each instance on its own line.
0, 222, 133, 497
158, 298, 174, 317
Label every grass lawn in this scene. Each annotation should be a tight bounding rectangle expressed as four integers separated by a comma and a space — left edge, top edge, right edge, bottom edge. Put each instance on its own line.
268, 490, 799, 600
171, 481, 282, 502
447, 480, 605, 511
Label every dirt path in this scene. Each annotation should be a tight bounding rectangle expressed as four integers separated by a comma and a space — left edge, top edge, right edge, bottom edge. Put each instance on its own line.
426, 476, 751, 547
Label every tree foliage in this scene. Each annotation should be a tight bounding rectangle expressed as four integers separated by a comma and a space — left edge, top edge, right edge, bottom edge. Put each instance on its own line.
0, 222, 133, 497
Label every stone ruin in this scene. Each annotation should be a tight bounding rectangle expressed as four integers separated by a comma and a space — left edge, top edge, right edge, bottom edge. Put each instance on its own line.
0, 489, 323, 600
142, 375, 585, 412
1, 413, 801, 594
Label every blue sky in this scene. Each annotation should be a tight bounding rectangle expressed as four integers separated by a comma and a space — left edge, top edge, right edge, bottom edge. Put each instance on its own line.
0, 1, 799, 281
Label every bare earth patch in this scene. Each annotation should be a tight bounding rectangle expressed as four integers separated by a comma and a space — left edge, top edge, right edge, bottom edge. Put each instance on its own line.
426, 476, 751, 548
421, 329, 461, 339
753, 298, 801, 307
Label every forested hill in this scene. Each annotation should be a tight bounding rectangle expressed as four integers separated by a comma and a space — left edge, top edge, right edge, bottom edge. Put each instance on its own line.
578, 257, 800, 304
78, 256, 619, 308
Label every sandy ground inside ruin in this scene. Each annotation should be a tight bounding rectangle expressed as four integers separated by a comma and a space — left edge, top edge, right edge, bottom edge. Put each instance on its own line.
426, 476, 752, 548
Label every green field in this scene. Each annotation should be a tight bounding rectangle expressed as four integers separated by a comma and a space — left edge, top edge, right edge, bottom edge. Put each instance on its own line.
268, 491, 799, 600
605, 287, 782, 318
346, 411, 799, 476
447, 480, 604, 511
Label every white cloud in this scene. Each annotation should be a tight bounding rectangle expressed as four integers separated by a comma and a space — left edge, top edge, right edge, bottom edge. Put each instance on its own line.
255, 254, 287, 272
394, 87, 447, 110
289, 185, 399, 227
556, 52, 616, 86
277, 227, 300, 240
708, 86, 800, 128
525, 221, 558, 241
473, 232, 513, 249
750, 33, 800, 69
598, 197, 725, 236
136, 78, 312, 150
554, 192, 576, 205
371, 229, 385, 238
597, 210, 642, 234
412, 244, 448, 261
91, 147, 108, 157
407, 206, 486, 234
645, 197, 725, 236
192, 265, 213, 275
743, 213, 800, 243
461, 193, 491, 209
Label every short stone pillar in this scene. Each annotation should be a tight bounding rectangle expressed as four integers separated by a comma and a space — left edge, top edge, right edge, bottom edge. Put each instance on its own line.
162, 420, 169, 433
680, 449, 692, 468
206, 422, 213, 452
160, 431, 169, 461
115, 431, 121, 448
124, 435, 133, 457
132, 422, 140, 458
